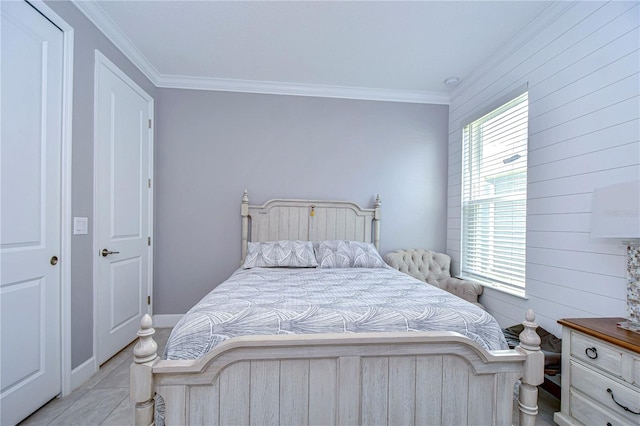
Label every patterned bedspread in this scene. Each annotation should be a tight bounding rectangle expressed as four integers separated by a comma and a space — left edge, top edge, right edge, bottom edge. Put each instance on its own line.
163, 266, 508, 360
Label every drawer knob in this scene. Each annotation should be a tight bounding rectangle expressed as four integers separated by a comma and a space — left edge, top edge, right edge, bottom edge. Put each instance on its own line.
585, 347, 598, 359
607, 388, 640, 415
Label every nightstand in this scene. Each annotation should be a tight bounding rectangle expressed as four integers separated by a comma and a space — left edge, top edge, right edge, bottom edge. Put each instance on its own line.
554, 317, 640, 426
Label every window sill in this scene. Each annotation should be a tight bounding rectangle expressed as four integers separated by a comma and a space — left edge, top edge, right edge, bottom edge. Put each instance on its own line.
458, 275, 528, 300
483, 283, 528, 300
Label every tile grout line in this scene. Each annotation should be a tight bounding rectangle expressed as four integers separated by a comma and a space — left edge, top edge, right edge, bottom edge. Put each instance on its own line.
98, 393, 130, 426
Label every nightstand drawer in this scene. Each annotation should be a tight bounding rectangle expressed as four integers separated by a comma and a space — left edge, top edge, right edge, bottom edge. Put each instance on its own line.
571, 330, 623, 378
570, 390, 631, 426
557, 318, 640, 426
571, 361, 640, 423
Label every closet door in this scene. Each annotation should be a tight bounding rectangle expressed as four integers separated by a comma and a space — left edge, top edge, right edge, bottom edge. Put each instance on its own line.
95, 52, 153, 365
1, 1, 64, 424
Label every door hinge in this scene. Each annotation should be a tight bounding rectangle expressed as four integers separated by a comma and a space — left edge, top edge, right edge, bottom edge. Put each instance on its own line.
148, 236, 151, 246
147, 295, 151, 305
148, 119, 152, 129
148, 178, 151, 188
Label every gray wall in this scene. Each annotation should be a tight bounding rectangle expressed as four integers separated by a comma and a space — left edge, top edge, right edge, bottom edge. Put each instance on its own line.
154, 89, 449, 314
44, 0, 449, 367
45, 1, 157, 368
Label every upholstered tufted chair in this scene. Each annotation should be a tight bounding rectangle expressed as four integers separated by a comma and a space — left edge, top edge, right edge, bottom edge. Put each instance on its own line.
383, 249, 484, 309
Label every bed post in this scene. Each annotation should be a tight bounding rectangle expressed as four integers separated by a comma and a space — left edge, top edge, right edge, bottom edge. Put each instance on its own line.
515, 309, 545, 426
373, 194, 381, 251
241, 190, 249, 264
130, 314, 158, 426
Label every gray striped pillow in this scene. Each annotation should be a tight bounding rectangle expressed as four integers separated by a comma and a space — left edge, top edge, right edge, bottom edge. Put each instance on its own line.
243, 240, 318, 268
316, 240, 385, 268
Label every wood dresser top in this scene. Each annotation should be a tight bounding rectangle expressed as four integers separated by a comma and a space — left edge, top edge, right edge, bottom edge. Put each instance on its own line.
558, 317, 640, 354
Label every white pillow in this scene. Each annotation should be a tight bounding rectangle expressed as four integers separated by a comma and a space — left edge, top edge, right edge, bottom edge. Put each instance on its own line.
315, 240, 385, 268
242, 240, 318, 269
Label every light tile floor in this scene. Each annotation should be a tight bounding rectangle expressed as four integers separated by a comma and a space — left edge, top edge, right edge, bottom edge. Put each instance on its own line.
20, 327, 560, 425
19, 328, 171, 426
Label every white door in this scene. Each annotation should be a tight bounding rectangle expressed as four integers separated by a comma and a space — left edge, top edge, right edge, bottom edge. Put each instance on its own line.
0, 1, 63, 424
95, 53, 153, 365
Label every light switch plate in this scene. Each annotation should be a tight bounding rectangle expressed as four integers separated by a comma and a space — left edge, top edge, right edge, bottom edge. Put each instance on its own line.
73, 217, 88, 235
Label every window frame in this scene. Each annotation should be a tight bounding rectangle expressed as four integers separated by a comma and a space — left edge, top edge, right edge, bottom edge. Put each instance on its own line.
460, 91, 529, 297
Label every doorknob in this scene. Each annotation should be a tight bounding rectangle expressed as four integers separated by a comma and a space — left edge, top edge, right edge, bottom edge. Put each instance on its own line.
101, 249, 120, 257
50, 256, 59, 266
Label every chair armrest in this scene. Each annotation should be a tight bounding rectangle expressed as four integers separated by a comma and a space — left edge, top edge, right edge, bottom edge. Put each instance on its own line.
437, 277, 485, 310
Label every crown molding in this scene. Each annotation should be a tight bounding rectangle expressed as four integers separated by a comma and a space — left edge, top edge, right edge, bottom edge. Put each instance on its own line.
157, 75, 450, 104
71, 1, 448, 104
71, 0, 161, 85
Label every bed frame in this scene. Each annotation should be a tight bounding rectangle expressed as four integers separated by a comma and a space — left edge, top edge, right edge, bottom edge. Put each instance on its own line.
131, 191, 544, 425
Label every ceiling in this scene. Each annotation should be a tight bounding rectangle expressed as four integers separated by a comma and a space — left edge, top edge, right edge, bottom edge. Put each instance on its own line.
74, 1, 556, 104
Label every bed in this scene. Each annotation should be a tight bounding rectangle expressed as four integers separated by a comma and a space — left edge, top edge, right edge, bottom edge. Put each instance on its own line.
130, 191, 544, 425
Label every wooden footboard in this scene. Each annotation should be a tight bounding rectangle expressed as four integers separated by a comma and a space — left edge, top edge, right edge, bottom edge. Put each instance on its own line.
131, 310, 544, 426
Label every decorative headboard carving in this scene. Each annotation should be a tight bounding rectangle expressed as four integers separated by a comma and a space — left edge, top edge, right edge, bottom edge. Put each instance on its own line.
240, 191, 381, 263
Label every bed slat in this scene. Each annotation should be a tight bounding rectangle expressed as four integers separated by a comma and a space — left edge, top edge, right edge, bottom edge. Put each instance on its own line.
279, 360, 309, 426
308, 358, 337, 425
468, 372, 495, 425
442, 356, 469, 424
188, 383, 219, 426
219, 362, 250, 424
361, 357, 389, 425
337, 356, 360, 425
415, 356, 443, 424
388, 356, 417, 425
249, 361, 279, 425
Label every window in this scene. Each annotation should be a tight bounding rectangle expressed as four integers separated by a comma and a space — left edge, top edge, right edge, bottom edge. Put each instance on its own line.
461, 92, 528, 294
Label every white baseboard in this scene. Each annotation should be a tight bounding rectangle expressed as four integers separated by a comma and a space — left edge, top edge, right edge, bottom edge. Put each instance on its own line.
70, 356, 97, 390
153, 314, 183, 328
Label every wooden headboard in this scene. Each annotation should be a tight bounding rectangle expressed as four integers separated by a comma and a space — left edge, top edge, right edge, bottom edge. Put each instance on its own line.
240, 191, 381, 263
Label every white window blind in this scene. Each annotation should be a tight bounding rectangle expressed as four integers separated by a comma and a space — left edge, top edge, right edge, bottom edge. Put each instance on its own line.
461, 92, 528, 292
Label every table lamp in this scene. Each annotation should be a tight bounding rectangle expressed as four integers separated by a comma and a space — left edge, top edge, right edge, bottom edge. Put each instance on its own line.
590, 181, 640, 332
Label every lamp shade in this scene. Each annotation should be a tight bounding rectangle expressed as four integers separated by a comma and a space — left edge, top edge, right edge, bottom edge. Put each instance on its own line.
590, 181, 640, 239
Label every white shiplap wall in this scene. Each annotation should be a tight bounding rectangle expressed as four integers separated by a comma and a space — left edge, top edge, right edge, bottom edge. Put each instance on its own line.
447, 1, 640, 337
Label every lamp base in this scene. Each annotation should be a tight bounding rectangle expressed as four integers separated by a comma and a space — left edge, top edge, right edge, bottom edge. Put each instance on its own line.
625, 243, 640, 334
616, 320, 640, 334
